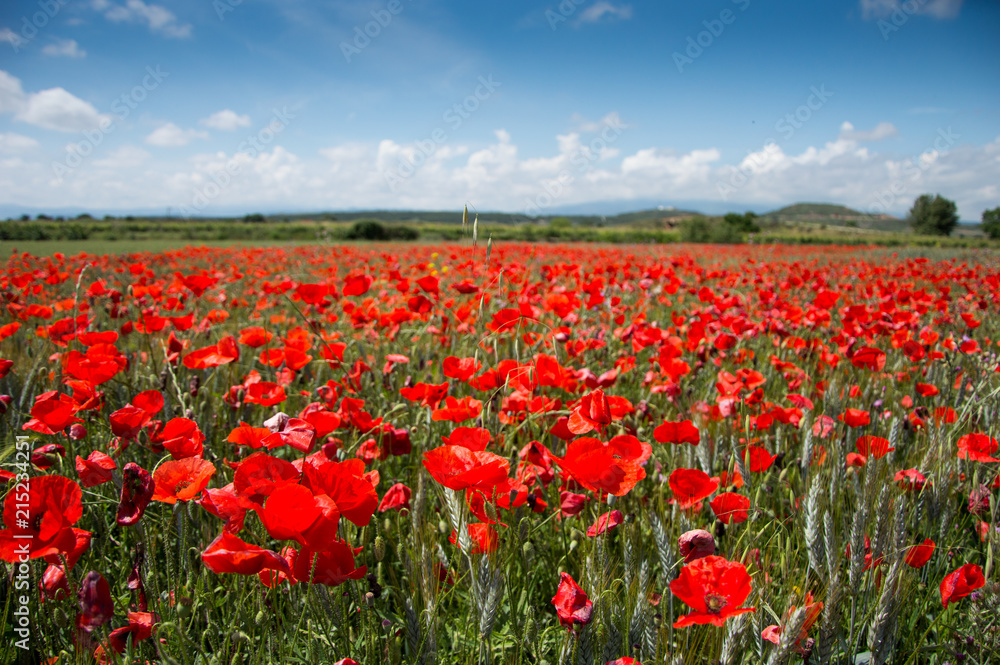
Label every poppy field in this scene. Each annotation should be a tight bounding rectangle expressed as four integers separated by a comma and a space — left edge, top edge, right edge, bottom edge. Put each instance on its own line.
1, 240, 998, 665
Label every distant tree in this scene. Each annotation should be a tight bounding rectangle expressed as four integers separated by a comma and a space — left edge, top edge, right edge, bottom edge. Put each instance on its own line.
549, 217, 572, 230
36, 214, 51, 220
19, 214, 29, 221
77, 213, 92, 220
982, 206, 1000, 239
243, 213, 266, 223
909, 194, 958, 236
723, 211, 760, 233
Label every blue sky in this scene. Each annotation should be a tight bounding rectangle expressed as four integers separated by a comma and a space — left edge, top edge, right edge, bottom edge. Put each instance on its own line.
0, 0, 997, 219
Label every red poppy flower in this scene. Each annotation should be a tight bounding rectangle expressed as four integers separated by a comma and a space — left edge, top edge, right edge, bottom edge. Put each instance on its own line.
422, 445, 510, 492
838, 409, 871, 428
956, 433, 999, 463
0, 359, 12, 379
559, 435, 650, 497
431, 396, 483, 423
183, 336, 240, 369
293, 541, 367, 586
586, 509, 624, 537
915, 382, 940, 397
568, 389, 612, 434
245, 382, 287, 407
238, 326, 274, 347
234, 452, 300, 502
152, 457, 216, 504
300, 458, 379, 527
0, 475, 83, 562
198, 484, 251, 534
746, 445, 777, 472
850, 346, 886, 371
75, 451, 117, 488
442, 426, 491, 451
443, 356, 481, 382
378, 483, 412, 512
343, 273, 373, 297
669, 468, 719, 509
76, 570, 114, 633
761, 592, 823, 649
940, 563, 985, 608
710, 492, 751, 524
670, 555, 756, 627
255, 484, 341, 549
158, 417, 205, 459
856, 436, 894, 460
449, 523, 499, 554
894, 469, 927, 491
933, 407, 956, 425
227, 422, 273, 449
812, 415, 836, 438
22, 390, 82, 435
904, 539, 935, 568
117, 463, 155, 526
262, 418, 317, 454
107, 611, 157, 654
202, 531, 291, 576
400, 381, 450, 409
560, 491, 588, 517
552, 572, 593, 628
653, 419, 700, 445
299, 403, 342, 438
109, 404, 149, 441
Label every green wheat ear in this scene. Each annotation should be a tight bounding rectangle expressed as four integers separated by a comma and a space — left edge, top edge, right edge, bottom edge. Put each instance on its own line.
463, 204, 468, 231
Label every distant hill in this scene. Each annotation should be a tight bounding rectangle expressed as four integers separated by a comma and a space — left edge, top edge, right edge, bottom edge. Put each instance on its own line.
762, 203, 908, 232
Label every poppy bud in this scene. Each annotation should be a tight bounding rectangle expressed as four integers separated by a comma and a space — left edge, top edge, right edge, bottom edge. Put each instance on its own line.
438, 520, 448, 534
365, 592, 375, 608
679, 529, 716, 562
518, 517, 530, 542
968, 485, 991, 517
68, 423, 87, 440
0, 394, 11, 414
264, 411, 290, 433
483, 500, 498, 523
374, 536, 386, 562
255, 610, 266, 625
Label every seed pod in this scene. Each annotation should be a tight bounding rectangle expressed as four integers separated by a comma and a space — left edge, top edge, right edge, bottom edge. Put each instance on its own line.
482, 500, 498, 523
374, 535, 386, 562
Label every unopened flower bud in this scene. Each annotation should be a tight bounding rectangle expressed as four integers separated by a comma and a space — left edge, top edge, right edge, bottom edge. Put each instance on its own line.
679, 529, 715, 562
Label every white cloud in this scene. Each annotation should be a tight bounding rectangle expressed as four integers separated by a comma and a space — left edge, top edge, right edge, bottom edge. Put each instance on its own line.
838, 121, 898, 142
0, 70, 26, 115
200, 109, 251, 131
0, 69, 109, 132
42, 39, 87, 58
860, 0, 963, 19
0, 115, 997, 221
93, 144, 150, 168
18, 88, 109, 132
571, 111, 630, 133
95, 0, 192, 38
0, 132, 39, 154
577, 2, 633, 24
145, 123, 209, 147
0, 28, 25, 50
